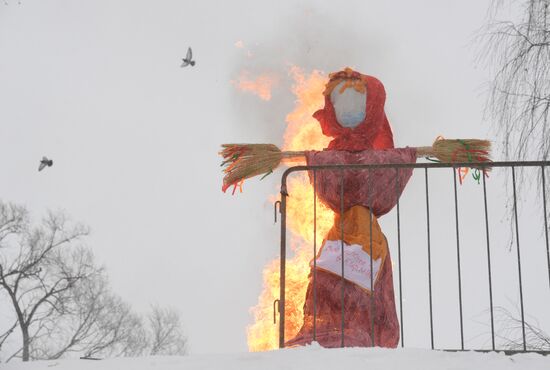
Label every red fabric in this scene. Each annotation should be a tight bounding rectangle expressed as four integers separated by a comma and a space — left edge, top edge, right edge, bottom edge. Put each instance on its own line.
305, 148, 417, 217
286, 256, 399, 348
313, 72, 394, 151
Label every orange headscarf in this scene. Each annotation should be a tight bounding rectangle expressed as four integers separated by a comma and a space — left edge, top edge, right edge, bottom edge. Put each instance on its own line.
313, 68, 394, 151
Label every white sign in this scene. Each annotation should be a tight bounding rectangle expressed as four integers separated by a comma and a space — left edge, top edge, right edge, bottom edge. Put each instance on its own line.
312, 239, 382, 292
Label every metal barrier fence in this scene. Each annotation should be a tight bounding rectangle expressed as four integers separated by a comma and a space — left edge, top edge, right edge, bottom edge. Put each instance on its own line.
276, 161, 550, 355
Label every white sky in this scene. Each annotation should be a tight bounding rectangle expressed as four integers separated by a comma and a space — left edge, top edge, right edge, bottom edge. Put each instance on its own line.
2, 0, 549, 356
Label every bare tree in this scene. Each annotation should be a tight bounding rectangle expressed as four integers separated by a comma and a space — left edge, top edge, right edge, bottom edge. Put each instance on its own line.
480, 0, 550, 162
0, 201, 149, 361
477, 0, 550, 248
29, 274, 148, 360
0, 200, 188, 362
0, 202, 92, 361
148, 306, 187, 356
79, 295, 148, 359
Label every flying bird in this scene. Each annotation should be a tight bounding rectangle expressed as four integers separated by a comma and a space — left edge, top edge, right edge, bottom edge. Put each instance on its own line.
181, 47, 195, 67
38, 157, 53, 172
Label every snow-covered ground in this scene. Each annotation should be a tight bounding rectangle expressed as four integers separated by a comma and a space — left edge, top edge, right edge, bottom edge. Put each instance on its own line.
3, 344, 550, 370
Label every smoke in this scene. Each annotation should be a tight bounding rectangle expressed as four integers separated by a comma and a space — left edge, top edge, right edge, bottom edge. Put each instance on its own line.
228, 5, 392, 145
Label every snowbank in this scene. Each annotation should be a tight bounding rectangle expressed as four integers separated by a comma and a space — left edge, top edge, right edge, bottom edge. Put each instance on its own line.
3, 344, 549, 370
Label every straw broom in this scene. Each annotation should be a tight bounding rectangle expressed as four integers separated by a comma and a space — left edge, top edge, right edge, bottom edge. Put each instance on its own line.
220, 139, 491, 193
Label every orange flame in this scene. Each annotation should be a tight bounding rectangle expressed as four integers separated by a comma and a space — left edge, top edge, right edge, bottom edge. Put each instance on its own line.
233, 71, 278, 101
246, 67, 335, 351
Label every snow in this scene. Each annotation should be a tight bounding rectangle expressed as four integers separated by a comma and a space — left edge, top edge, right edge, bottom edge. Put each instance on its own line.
3, 344, 549, 370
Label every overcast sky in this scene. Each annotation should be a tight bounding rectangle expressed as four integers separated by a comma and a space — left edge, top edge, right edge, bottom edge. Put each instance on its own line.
1, 0, 549, 356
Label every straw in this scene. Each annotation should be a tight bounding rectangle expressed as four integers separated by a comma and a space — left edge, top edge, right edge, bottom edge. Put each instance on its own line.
220, 139, 492, 192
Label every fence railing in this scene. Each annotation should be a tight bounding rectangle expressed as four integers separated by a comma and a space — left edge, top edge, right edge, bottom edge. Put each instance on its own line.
276, 161, 550, 354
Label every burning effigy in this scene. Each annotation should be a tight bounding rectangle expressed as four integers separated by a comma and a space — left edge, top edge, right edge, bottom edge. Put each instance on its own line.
221, 67, 491, 349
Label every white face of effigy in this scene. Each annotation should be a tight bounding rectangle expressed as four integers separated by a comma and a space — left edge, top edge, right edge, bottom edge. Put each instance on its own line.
330, 81, 367, 128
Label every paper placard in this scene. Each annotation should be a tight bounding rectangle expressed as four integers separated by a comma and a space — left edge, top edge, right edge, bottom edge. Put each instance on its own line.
312, 240, 382, 292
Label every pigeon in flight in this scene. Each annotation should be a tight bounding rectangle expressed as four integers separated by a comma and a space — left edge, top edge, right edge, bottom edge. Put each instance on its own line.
181, 47, 195, 67
38, 156, 53, 172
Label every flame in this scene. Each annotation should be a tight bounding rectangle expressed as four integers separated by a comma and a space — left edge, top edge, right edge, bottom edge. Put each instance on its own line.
283, 66, 331, 152
232, 71, 278, 101
246, 67, 335, 351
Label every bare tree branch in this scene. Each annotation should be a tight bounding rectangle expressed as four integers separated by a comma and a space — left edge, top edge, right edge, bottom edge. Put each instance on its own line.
495, 306, 550, 350
148, 306, 187, 356
0, 321, 17, 354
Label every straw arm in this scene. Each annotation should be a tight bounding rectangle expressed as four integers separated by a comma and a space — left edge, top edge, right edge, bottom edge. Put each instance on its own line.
281, 151, 307, 160
415, 146, 435, 157
220, 139, 489, 192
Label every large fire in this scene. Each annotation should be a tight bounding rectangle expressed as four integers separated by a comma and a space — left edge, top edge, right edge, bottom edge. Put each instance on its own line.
245, 66, 335, 351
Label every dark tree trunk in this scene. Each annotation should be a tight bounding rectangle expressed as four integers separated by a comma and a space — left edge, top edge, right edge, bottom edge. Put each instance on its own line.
21, 325, 29, 362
